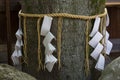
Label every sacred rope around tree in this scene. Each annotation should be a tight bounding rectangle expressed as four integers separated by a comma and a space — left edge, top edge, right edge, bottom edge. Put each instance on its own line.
19, 8, 107, 76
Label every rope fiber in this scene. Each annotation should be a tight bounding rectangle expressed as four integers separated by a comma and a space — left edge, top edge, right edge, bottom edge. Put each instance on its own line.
37, 18, 43, 71
19, 8, 107, 19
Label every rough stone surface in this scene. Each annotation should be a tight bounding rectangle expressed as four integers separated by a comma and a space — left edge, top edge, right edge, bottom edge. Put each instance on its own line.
0, 64, 36, 80
99, 57, 120, 80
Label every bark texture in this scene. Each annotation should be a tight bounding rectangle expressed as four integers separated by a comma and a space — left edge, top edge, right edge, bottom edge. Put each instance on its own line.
20, 0, 105, 80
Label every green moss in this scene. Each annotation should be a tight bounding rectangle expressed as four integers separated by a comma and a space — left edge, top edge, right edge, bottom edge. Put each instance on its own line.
0, 64, 36, 80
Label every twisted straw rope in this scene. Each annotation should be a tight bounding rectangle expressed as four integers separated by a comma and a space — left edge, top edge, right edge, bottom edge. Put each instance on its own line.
57, 17, 63, 69
100, 18, 104, 37
102, 16, 107, 56
85, 20, 90, 76
23, 17, 28, 64
19, 8, 107, 19
37, 18, 43, 71
100, 16, 107, 56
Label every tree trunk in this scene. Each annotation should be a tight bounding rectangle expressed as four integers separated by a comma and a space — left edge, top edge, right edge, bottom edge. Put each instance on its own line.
20, 0, 105, 80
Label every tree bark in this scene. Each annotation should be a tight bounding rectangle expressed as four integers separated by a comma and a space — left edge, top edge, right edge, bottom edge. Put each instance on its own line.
20, 0, 106, 80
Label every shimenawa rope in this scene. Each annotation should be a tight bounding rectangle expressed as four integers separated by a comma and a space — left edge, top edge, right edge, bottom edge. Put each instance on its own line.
19, 8, 107, 75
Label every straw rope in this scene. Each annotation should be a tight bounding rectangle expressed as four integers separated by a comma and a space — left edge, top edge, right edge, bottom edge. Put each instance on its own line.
19, 8, 107, 74
57, 17, 63, 69
85, 19, 90, 76
100, 16, 107, 56
102, 16, 107, 56
23, 17, 28, 64
100, 18, 104, 35
19, 8, 107, 19
37, 18, 43, 70
100, 17, 104, 55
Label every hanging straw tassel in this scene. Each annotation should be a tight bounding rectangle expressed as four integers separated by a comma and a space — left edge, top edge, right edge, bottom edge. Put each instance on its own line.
57, 17, 63, 69
85, 19, 90, 76
100, 17, 106, 55
102, 16, 112, 66
37, 18, 43, 71
100, 17, 107, 56
23, 17, 28, 64
103, 16, 112, 64
100, 18, 103, 38
103, 16, 107, 56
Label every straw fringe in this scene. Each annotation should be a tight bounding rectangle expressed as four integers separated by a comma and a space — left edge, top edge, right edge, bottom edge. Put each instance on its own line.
57, 17, 63, 69
102, 16, 107, 56
37, 18, 43, 71
23, 17, 28, 64
85, 20, 90, 76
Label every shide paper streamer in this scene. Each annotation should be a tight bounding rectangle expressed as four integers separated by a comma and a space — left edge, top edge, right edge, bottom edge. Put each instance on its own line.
11, 16, 23, 65
89, 12, 113, 71
41, 16, 57, 72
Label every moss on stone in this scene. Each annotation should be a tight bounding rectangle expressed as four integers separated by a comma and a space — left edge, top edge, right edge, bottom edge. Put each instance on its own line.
0, 64, 36, 80
99, 57, 120, 80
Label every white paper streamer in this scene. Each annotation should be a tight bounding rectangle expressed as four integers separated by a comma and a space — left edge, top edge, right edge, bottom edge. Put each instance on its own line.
89, 14, 112, 71
89, 17, 101, 37
17, 50, 22, 57
105, 31, 109, 43
41, 16, 57, 72
106, 13, 110, 27
95, 54, 105, 71
90, 43, 103, 60
41, 16, 53, 36
89, 32, 103, 48
45, 55, 57, 72
43, 32, 55, 47
16, 29, 22, 40
46, 62, 54, 72
11, 50, 22, 65
11, 17, 23, 66
45, 55, 57, 64
20, 40, 23, 46
106, 40, 113, 55
45, 43, 56, 55
15, 40, 21, 49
